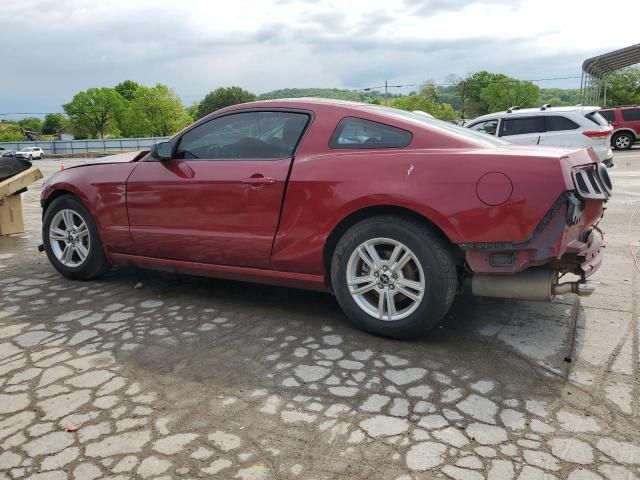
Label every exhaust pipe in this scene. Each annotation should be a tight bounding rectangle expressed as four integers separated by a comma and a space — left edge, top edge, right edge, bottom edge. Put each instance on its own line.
470, 269, 597, 302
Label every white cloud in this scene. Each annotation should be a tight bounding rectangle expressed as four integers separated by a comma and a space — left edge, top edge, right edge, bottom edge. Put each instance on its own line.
0, 0, 638, 113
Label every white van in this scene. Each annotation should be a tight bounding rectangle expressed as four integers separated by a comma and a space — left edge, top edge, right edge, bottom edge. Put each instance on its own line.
466, 105, 614, 167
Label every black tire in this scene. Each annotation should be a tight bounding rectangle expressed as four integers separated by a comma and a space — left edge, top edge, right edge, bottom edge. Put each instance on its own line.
612, 132, 634, 150
28, 154, 33, 160
330, 215, 457, 339
42, 195, 111, 280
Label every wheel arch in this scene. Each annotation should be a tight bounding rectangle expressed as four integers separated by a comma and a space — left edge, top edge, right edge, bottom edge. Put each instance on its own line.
322, 204, 461, 285
613, 128, 637, 140
42, 188, 99, 234
42, 189, 79, 216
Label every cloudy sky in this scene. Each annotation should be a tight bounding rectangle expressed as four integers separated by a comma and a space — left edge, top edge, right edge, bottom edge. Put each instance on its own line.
1, 0, 638, 116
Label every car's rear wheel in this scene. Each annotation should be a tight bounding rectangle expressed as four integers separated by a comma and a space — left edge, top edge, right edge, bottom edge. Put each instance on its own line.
330, 215, 457, 339
28, 154, 33, 160
612, 132, 634, 150
43, 195, 111, 280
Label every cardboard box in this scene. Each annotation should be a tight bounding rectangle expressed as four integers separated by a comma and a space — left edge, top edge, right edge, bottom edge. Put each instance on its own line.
0, 193, 25, 235
0, 167, 43, 236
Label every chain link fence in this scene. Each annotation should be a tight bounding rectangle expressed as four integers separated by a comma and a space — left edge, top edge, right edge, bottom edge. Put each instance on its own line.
0, 137, 170, 156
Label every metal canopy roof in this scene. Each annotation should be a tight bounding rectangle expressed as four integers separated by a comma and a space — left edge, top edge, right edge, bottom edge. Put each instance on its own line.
582, 43, 640, 79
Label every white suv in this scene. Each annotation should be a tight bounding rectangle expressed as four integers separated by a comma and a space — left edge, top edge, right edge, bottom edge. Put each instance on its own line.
465, 105, 614, 167
16, 147, 46, 160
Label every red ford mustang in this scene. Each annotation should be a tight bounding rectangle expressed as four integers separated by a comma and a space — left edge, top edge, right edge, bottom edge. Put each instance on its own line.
40, 99, 611, 338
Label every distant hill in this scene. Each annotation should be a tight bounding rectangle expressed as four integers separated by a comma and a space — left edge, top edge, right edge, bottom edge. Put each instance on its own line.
258, 86, 582, 109
258, 88, 395, 103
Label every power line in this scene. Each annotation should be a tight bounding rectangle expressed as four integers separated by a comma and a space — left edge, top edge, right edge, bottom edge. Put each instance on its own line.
357, 75, 582, 92
0, 75, 584, 116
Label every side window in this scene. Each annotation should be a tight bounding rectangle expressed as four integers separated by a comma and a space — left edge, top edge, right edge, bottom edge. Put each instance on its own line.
175, 111, 309, 160
469, 119, 498, 135
330, 117, 412, 149
622, 108, 640, 121
500, 116, 544, 137
598, 110, 615, 123
545, 116, 580, 132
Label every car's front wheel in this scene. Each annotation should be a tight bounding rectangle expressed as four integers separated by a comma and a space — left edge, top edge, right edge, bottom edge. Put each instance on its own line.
43, 195, 111, 280
330, 215, 457, 339
612, 132, 634, 150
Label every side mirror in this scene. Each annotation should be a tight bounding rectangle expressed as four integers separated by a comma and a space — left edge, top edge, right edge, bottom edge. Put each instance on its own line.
150, 141, 172, 161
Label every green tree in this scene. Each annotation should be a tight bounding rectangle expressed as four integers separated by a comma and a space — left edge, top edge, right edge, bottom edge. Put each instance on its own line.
63, 88, 125, 139
448, 71, 540, 117
605, 66, 640, 106
538, 88, 579, 106
17, 117, 42, 133
451, 71, 505, 118
186, 102, 199, 120
0, 122, 23, 141
197, 87, 256, 119
480, 79, 539, 113
389, 82, 458, 121
42, 114, 68, 135
120, 84, 192, 137
114, 80, 142, 101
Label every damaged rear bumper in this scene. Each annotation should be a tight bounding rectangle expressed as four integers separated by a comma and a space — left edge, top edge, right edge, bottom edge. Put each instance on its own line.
462, 192, 605, 279
461, 192, 606, 302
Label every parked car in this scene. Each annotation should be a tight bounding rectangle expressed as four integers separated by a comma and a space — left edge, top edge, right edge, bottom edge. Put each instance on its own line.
465, 105, 614, 167
16, 146, 45, 160
598, 106, 640, 150
1, 150, 17, 158
39, 99, 610, 339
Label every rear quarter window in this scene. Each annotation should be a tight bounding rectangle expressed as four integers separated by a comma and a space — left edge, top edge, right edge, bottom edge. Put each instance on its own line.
585, 111, 609, 126
622, 108, 640, 121
330, 117, 412, 149
598, 110, 615, 123
545, 116, 580, 131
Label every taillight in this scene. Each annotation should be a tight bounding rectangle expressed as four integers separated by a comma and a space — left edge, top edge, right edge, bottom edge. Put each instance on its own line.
582, 128, 612, 139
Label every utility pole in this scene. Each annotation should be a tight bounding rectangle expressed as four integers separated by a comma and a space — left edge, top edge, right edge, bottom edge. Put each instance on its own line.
385, 80, 388, 105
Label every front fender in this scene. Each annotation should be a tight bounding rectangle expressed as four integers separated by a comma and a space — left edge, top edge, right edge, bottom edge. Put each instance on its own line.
40, 163, 137, 254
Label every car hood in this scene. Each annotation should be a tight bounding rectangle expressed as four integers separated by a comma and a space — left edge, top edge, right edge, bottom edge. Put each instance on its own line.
81, 150, 149, 166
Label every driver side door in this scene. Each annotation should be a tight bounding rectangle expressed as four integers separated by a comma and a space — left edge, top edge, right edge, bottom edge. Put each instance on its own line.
126, 110, 309, 268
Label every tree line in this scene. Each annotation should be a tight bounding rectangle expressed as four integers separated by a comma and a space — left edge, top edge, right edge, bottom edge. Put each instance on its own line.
1, 67, 638, 142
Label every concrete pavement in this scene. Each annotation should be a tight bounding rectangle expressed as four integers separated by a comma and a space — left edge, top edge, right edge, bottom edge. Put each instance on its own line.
0, 150, 639, 479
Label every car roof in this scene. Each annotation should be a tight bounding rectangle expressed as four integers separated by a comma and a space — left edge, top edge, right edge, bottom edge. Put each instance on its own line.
599, 105, 640, 110
204, 97, 508, 148
468, 105, 600, 123
240, 97, 368, 107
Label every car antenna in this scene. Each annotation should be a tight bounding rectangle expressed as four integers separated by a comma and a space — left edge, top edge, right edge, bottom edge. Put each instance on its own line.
540, 103, 552, 110
506, 106, 520, 113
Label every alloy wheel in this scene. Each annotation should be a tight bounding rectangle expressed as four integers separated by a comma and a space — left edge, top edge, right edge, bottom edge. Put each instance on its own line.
614, 135, 631, 149
49, 209, 91, 267
346, 238, 425, 321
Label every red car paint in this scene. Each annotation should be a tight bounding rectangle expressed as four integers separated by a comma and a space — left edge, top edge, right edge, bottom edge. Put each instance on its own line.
599, 106, 640, 148
41, 99, 608, 291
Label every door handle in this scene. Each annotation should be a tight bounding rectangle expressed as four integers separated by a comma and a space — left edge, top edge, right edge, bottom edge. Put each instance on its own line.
242, 176, 276, 185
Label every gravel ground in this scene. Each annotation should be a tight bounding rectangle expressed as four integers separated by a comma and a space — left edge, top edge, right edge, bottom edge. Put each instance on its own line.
0, 150, 639, 480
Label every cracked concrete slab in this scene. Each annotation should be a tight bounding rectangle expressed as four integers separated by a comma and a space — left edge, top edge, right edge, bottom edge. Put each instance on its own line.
0, 154, 639, 479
